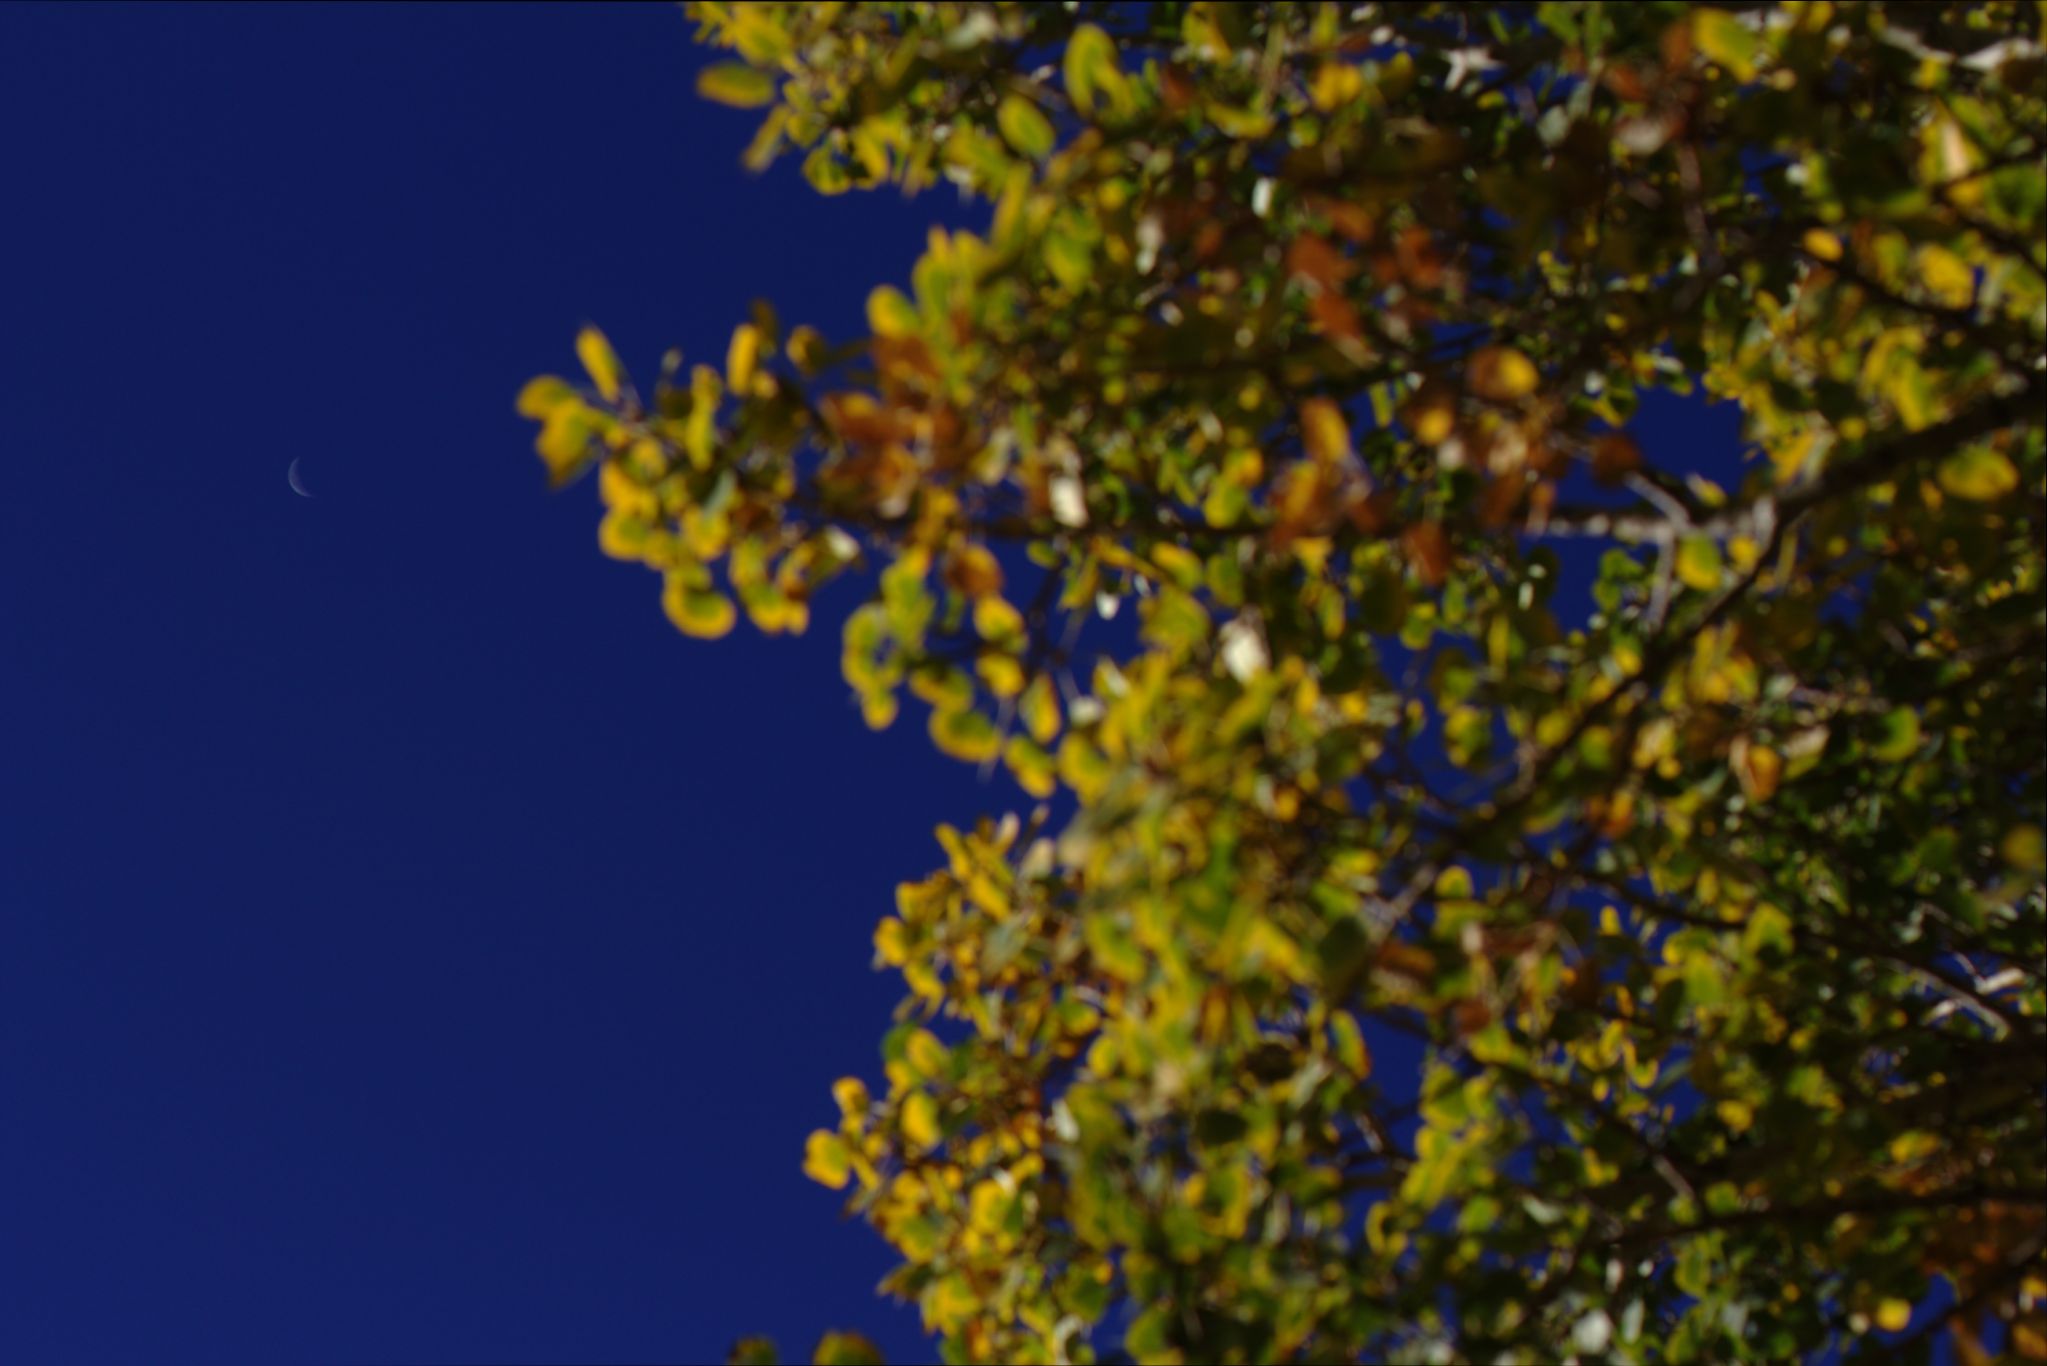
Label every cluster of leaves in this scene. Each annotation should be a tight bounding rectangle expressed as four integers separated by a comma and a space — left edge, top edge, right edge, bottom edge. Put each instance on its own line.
520, 3, 2046, 1362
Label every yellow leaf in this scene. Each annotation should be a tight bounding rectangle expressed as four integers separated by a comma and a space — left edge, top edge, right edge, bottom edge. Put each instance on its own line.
696, 62, 777, 109
2002, 824, 2046, 873
1875, 1299, 1913, 1333
515, 375, 576, 418
1310, 61, 1365, 113
1299, 397, 1351, 464
866, 285, 919, 339
576, 326, 623, 403
929, 707, 1001, 763
1717, 1098, 1754, 1133
976, 653, 1025, 698
1801, 229, 1843, 262
597, 509, 648, 562
901, 1092, 940, 1152
996, 93, 1055, 160
973, 594, 1025, 644
1937, 446, 2019, 501
726, 322, 761, 391
1468, 346, 1539, 402
832, 1076, 870, 1120
905, 1029, 946, 1079
1916, 244, 1975, 308
786, 324, 825, 375
908, 664, 973, 712
535, 407, 598, 486
1004, 735, 1057, 798
1676, 536, 1723, 590
599, 462, 658, 519
873, 918, 910, 966
859, 689, 898, 731
803, 1130, 851, 1189
662, 576, 736, 639
1401, 382, 1457, 446
1020, 673, 1061, 744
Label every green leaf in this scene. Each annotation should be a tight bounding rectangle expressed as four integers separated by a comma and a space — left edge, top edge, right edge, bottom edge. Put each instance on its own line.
697, 62, 777, 109
1871, 707, 1921, 762
1691, 9, 1759, 81
727, 1337, 780, 1366
1063, 23, 1127, 121
811, 1332, 884, 1366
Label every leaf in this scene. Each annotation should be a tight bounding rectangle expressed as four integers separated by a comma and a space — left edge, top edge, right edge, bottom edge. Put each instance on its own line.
576, 326, 623, 403
515, 375, 576, 418
1691, 9, 1759, 81
802, 1131, 851, 1189
1915, 244, 1974, 308
1676, 536, 1723, 591
973, 594, 1025, 645
1300, 397, 1352, 464
900, 1091, 940, 1151
996, 93, 1055, 161
1871, 707, 1921, 762
1591, 432, 1642, 485
1468, 346, 1539, 402
811, 1331, 884, 1366
697, 62, 777, 109
1402, 381, 1458, 446
1801, 229, 1842, 262
663, 576, 737, 639
1063, 24, 1124, 121
1004, 735, 1057, 797
1019, 673, 1060, 744
727, 1338, 780, 1366
1402, 522, 1453, 587
1937, 446, 2019, 501
1330, 1011, 1372, 1077
2002, 824, 2046, 873
929, 707, 1001, 764
726, 322, 761, 391
865, 286, 919, 340
942, 543, 1004, 599
1730, 736, 1782, 803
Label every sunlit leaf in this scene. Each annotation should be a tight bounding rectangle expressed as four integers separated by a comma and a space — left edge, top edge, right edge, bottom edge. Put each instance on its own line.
576, 325, 623, 403
697, 62, 777, 108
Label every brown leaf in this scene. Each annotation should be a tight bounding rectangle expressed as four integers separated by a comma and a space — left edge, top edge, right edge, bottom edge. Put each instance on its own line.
1286, 233, 1354, 289
1591, 432, 1643, 485
1402, 521, 1453, 586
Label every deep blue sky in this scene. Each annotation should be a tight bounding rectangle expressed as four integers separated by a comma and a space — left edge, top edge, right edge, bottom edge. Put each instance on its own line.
0, 6, 1752, 1363
1, 4, 985, 1360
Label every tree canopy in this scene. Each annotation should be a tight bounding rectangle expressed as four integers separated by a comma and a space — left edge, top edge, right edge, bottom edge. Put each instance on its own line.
519, 3, 2046, 1361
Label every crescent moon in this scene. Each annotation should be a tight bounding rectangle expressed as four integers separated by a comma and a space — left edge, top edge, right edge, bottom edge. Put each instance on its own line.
287, 458, 313, 498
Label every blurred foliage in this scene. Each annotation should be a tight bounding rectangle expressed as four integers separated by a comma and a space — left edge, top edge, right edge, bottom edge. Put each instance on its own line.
529, 3, 2047, 1361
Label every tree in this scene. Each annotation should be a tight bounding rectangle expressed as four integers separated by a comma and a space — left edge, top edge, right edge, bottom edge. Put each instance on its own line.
518, 3, 2046, 1361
